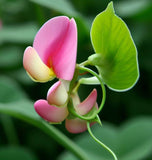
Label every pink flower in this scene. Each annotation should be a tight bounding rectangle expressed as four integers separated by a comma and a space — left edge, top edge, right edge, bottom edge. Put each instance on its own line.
34, 80, 98, 133
23, 16, 98, 133
23, 16, 77, 82
34, 80, 69, 123
65, 90, 98, 133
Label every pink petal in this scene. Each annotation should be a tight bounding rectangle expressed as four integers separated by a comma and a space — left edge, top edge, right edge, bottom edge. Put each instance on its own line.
34, 99, 68, 122
76, 89, 97, 115
33, 16, 77, 80
23, 46, 55, 82
65, 118, 87, 134
47, 81, 68, 106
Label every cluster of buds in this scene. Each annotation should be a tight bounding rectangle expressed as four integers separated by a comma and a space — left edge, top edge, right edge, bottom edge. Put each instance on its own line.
34, 80, 98, 133
23, 16, 99, 133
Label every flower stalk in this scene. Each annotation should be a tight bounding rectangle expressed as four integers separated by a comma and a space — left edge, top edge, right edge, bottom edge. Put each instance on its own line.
77, 65, 106, 115
87, 122, 118, 160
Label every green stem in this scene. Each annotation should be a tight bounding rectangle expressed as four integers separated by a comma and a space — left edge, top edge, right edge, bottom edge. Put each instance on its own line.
77, 65, 106, 114
87, 122, 118, 160
72, 81, 80, 93
68, 65, 106, 121
79, 60, 90, 66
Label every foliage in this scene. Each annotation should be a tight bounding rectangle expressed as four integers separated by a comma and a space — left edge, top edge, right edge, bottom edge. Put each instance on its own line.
0, 0, 152, 160
59, 117, 152, 160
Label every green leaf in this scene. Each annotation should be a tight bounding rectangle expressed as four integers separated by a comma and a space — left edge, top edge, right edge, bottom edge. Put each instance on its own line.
8, 69, 33, 85
30, 0, 80, 17
0, 100, 40, 124
0, 146, 37, 160
59, 117, 152, 160
29, 0, 90, 35
0, 76, 27, 103
0, 23, 38, 44
115, 0, 152, 18
0, 47, 22, 70
89, 2, 139, 91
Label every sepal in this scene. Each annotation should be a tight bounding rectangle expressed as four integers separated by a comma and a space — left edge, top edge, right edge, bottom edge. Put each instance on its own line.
67, 98, 98, 121
79, 76, 100, 85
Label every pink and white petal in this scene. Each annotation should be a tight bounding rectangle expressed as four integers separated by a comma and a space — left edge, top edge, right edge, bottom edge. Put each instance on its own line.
65, 118, 87, 134
33, 16, 69, 66
76, 89, 97, 115
94, 102, 99, 110
33, 16, 77, 81
23, 46, 55, 82
52, 18, 77, 80
60, 79, 70, 92
47, 81, 68, 106
34, 99, 68, 123
71, 93, 80, 108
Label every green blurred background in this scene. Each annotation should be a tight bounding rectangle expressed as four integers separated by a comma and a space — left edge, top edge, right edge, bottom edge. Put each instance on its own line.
0, 0, 152, 160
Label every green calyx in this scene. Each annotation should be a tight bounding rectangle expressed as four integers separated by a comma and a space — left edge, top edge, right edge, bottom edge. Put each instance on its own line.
67, 97, 101, 124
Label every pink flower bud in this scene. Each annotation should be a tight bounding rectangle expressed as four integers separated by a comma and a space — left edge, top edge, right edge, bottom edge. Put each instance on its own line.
65, 89, 98, 133
75, 89, 97, 115
65, 118, 88, 134
47, 81, 68, 106
34, 99, 68, 123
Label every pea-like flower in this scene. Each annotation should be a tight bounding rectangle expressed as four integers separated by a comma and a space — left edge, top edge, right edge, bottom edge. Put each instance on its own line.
23, 16, 77, 82
34, 80, 98, 133
65, 90, 98, 133
23, 16, 98, 133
